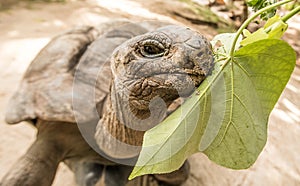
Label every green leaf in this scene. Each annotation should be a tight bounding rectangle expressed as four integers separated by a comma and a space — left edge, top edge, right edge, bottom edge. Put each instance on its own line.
210, 33, 242, 65
240, 28, 268, 46
246, 0, 277, 20
241, 14, 288, 46
246, 0, 260, 7
263, 14, 288, 38
129, 39, 295, 179
211, 33, 242, 56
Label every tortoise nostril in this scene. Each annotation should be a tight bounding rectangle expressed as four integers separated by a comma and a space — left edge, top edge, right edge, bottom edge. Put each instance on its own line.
197, 51, 204, 57
182, 59, 195, 69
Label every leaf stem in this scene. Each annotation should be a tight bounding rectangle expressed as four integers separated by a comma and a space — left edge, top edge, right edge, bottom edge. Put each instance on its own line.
282, 5, 300, 22
229, 0, 293, 58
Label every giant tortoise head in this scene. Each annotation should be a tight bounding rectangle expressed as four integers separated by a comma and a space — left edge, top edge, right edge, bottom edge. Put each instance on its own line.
95, 25, 214, 159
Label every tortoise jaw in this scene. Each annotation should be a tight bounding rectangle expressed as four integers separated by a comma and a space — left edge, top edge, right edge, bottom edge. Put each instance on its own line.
127, 67, 206, 97
113, 70, 204, 123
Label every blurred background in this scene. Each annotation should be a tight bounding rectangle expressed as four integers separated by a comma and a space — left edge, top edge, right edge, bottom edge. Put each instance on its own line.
0, 0, 299, 185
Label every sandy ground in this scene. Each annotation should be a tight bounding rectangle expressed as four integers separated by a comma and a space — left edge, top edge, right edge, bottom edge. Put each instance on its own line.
0, 0, 300, 185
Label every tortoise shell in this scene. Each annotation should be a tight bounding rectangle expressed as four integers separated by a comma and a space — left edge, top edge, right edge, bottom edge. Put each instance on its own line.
5, 21, 159, 125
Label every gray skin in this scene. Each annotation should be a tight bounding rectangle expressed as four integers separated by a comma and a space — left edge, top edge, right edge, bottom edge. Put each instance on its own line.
1, 21, 214, 186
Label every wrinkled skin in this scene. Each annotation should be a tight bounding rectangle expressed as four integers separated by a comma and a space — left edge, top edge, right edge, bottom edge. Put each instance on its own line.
95, 25, 214, 159
1, 22, 213, 186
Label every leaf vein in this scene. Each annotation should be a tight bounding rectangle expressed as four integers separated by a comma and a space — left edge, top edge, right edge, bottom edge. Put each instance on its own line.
233, 93, 260, 140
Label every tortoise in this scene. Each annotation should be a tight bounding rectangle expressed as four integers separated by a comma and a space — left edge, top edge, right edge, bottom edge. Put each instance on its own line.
1, 21, 214, 186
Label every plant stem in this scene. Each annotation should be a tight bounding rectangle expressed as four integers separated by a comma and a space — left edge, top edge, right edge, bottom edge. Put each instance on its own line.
282, 5, 300, 22
229, 0, 293, 58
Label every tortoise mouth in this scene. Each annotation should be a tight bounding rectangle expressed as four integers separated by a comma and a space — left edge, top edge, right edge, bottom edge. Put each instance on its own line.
129, 66, 206, 93
126, 70, 205, 114
129, 71, 200, 94
148, 68, 204, 77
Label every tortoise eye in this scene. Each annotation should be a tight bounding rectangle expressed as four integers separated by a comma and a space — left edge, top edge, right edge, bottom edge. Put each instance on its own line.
139, 40, 165, 58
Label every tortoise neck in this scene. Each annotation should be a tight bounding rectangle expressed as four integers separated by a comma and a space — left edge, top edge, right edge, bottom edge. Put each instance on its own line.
95, 88, 144, 159
95, 81, 168, 159
101, 95, 145, 146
